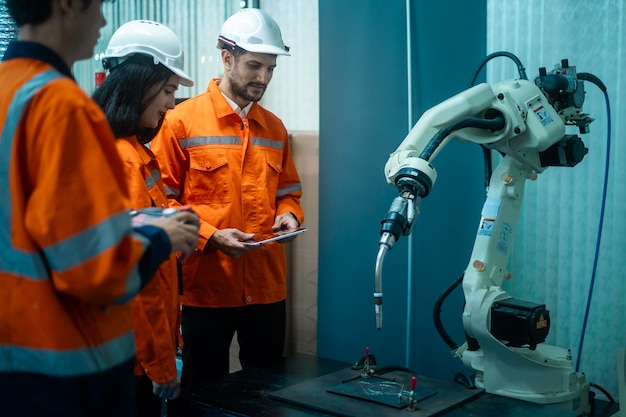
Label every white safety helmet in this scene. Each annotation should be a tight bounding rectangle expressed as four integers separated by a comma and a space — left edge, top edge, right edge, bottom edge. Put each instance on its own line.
217, 8, 290, 56
103, 20, 194, 87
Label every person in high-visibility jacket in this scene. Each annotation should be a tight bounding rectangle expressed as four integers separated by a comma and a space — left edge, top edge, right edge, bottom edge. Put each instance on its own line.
0, 2, 199, 417
151, 8, 304, 390
92, 20, 195, 417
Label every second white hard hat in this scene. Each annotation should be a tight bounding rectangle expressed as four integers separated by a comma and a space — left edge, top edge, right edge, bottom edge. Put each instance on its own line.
103, 20, 194, 87
217, 8, 290, 56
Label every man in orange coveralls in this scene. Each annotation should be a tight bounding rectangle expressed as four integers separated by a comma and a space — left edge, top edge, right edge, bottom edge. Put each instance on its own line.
93, 19, 196, 417
0, 1, 199, 417
152, 7, 304, 393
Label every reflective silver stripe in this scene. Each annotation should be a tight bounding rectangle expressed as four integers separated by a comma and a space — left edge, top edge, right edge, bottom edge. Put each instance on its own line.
145, 168, 160, 190
164, 184, 180, 199
277, 183, 303, 197
180, 136, 240, 149
0, 330, 135, 376
0, 249, 50, 279
111, 229, 150, 304
114, 265, 142, 304
0, 70, 63, 279
179, 136, 284, 150
43, 211, 131, 273
252, 137, 283, 150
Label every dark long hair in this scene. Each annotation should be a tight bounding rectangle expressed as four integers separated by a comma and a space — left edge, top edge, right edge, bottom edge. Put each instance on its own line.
92, 54, 173, 143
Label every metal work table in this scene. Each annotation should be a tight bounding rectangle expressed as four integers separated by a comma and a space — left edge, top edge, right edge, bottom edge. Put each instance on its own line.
179, 353, 618, 417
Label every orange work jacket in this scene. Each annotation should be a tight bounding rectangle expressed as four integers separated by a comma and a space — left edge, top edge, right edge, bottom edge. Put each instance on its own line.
152, 78, 304, 308
0, 59, 155, 379
116, 137, 180, 383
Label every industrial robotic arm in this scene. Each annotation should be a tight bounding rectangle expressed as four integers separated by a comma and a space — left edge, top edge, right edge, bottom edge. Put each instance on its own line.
375, 59, 594, 413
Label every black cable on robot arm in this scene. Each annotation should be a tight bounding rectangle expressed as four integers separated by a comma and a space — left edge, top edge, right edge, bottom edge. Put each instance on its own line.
481, 145, 494, 193
418, 115, 506, 161
590, 382, 616, 403
469, 52, 526, 201
577, 72, 607, 93
470, 51, 528, 87
433, 273, 465, 351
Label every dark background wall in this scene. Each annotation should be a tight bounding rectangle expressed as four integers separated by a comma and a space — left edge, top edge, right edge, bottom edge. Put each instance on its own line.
317, 0, 488, 381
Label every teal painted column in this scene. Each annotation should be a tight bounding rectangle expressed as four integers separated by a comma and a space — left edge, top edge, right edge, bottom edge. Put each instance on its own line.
318, 0, 487, 381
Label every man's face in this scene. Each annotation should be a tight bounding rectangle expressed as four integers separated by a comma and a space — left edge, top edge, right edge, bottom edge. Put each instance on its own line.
226, 51, 277, 105
72, 0, 107, 61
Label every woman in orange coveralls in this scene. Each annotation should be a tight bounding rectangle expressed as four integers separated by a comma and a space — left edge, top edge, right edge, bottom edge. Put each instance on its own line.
92, 20, 195, 417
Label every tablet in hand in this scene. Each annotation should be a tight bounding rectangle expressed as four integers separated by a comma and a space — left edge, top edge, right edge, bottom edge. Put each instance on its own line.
242, 227, 308, 246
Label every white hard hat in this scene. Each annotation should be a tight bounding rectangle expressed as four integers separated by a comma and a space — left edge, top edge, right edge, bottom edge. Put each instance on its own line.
103, 20, 194, 87
217, 8, 290, 56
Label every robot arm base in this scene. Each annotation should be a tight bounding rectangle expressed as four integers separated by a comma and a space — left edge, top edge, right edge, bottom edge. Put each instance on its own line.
458, 341, 590, 414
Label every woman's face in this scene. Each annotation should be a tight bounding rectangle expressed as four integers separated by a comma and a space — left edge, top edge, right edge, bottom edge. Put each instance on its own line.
140, 74, 181, 129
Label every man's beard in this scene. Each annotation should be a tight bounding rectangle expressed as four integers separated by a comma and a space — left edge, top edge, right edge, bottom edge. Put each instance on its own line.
230, 74, 266, 103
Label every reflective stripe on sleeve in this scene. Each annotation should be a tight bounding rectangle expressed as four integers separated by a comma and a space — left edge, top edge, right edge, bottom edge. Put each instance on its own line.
0, 330, 135, 376
111, 230, 151, 304
0, 249, 50, 280
277, 183, 303, 197
0, 70, 63, 279
42, 211, 132, 273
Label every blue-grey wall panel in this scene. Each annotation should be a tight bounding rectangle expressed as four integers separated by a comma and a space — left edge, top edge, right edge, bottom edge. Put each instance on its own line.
318, 0, 487, 382
406, 1, 488, 380
318, 0, 410, 365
